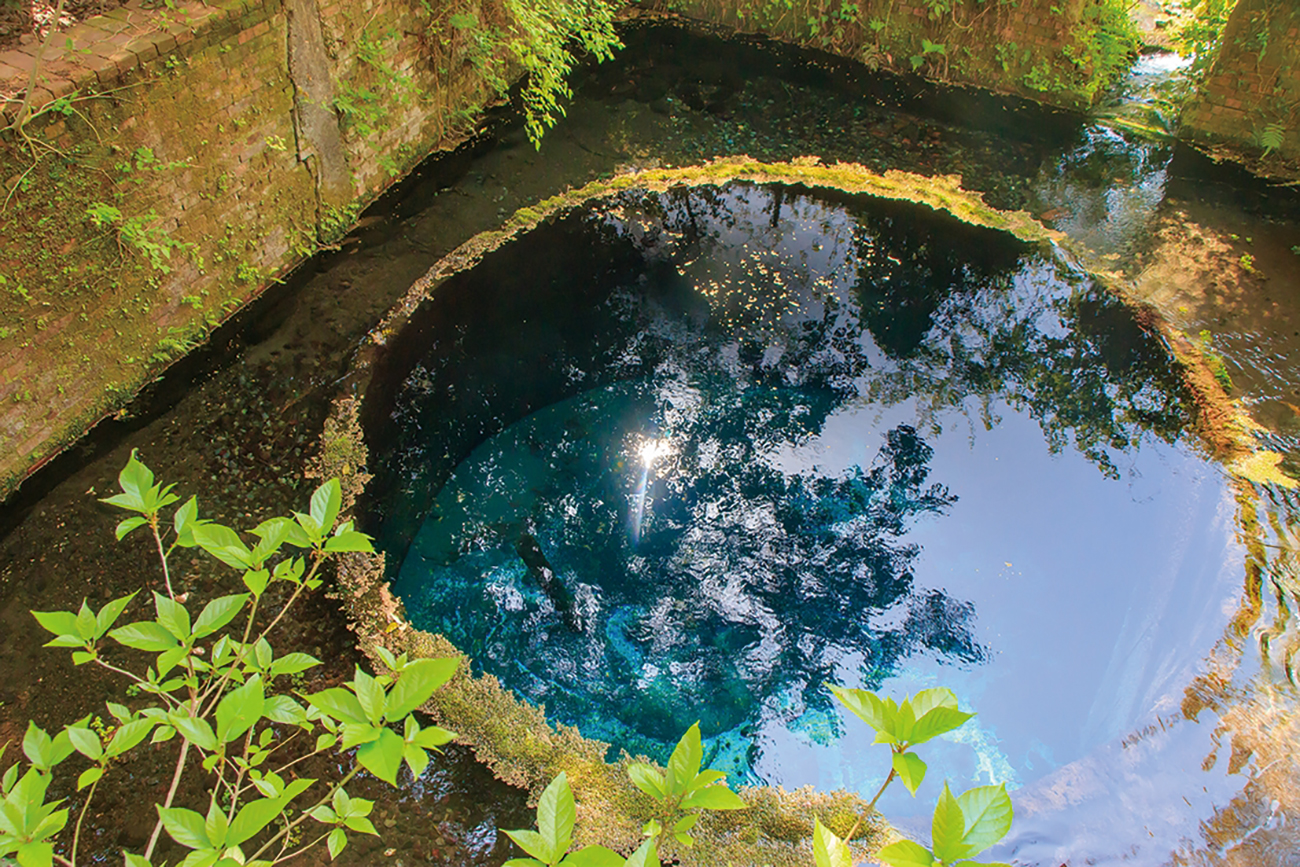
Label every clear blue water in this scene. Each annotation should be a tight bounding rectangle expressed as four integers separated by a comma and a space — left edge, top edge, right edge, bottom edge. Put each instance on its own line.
375, 181, 1240, 840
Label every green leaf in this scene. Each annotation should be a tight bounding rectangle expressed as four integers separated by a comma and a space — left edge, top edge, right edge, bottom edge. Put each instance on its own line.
627, 763, 667, 801
191, 523, 255, 571
169, 713, 219, 752
931, 782, 973, 864
538, 771, 575, 863
226, 798, 282, 846
116, 516, 147, 540
956, 784, 1014, 857
908, 707, 975, 745
159, 806, 211, 849
124, 852, 153, 867
306, 687, 367, 725
353, 669, 385, 725
106, 719, 156, 758
403, 744, 430, 778
204, 800, 229, 849
665, 723, 703, 795
679, 784, 747, 811
173, 495, 200, 546
562, 845, 624, 867
262, 695, 307, 726
383, 657, 459, 721
813, 818, 853, 867
622, 839, 659, 867
327, 827, 347, 860
828, 685, 891, 738
408, 723, 455, 750
268, 652, 320, 678
310, 480, 342, 536
242, 569, 269, 597
77, 766, 103, 791
875, 839, 936, 867
23, 722, 54, 767
216, 676, 264, 743
356, 728, 405, 785
343, 816, 379, 835
153, 592, 191, 641
893, 751, 927, 795
324, 530, 374, 554
502, 860, 547, 867
503, 829, 554, 865
66, 725, 103, 761
74, 600, 98, 641
31, 609, 78, 638
95, 592, 138, 638
111, 621, 179, 652
192, 594, 247, 639
15, 841, 55, 867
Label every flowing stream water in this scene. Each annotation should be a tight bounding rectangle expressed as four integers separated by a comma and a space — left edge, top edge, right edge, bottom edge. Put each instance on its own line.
2, 24, 1300, 867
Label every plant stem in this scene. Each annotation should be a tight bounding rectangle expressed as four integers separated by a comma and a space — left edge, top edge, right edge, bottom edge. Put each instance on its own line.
151, 520, 176, 599
11, 0, 67, 135
248, 766, 361, 863
865, 767, 896, 813
271, 830, 332, 864
144, 740, 190, 861
70, 775, 100, 866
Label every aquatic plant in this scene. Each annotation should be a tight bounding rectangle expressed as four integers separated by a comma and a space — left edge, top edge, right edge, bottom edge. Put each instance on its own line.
3, 452, 459, 867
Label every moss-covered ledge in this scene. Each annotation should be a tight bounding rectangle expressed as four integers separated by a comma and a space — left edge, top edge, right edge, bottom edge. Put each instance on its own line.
309, 156, 1294, 866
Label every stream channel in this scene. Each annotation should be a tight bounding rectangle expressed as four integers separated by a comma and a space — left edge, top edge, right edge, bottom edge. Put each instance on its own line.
3, 20, 1300, 867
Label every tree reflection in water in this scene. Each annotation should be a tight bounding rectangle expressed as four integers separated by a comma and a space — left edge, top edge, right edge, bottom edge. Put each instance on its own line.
371, 182, 1195, 775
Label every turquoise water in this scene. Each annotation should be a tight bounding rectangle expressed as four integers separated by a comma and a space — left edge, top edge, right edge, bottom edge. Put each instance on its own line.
375, 181, 1240, 836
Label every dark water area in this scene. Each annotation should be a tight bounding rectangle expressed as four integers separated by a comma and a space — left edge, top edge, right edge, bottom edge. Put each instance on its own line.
1, 17, 1299, 867
367, 181, 1263, 862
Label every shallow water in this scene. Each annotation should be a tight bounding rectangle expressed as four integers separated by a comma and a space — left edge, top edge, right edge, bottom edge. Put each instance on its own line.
371, 181, 1269, 862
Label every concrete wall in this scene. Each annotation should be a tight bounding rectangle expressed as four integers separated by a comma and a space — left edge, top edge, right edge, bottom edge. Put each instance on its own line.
1180, 0, 1300, 163
0, 0, 500, 496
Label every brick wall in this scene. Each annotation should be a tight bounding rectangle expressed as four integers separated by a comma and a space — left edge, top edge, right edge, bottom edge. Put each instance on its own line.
1180, 0, 1300, 163
0, 0, 498, 497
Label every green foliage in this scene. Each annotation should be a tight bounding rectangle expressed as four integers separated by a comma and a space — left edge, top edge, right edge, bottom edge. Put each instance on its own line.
84, 203, 197, 274
875, 782, 1014, 867
6, 452, 458, 867
626, 723, 747, 849
1259, 121, 1288, 157
813, 818, 853, 867
501, 773, 628, 867
501, 0, 621, 147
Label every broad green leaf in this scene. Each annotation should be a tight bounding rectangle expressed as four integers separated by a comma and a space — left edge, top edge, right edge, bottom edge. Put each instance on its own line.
627, 763, 667, 801
813, 818, 853, 867
204, 801, 229, 849
408, 723, 456, 750
383, 657, 459, 721
116, 516, 147, 540
159, 806, 211, 849
268, 652, 320, 678
673, 814, 699, 833
503, 829, 553, 865
242, 569, 269, 597
684, 768, 726, 794
306, 688, 367, 725
124, 852, 153, 867
679, 784, 747, 811
23, 722, 53, 767
341, 722, 384, 749
327, 827, 347, 860
192, 595, 247, 639
907, 707, 975, 746
622, 839, 659, 867
956, 784, 1014, 857
173, 496, 200, 545
538, 771, 575, 863
893, 751, 927, 795
262, 696, 307, 725
310, 480, 342, 536
356, 728, 404, 785
324, 530, 374, 554
95, 592, 138, 638
74, 600, 98, 641
931, 782, 973, 864
352, 669, 385, 725
226, 798, 282, 846
66, 725, 103, 761
111, 621, 179, 652
106, 719, 156, 758
169, 714, 219, 752
31, 610, 78, 638
875, 839, 935, 867
665, 723, 703, 795
343, 816, 379, 835
562, 845, 624, 867
191, 524, 255, 571
908, 688, 959, 718
829, 684, 896, 742
77, 766, 104, 791
16, 841, 55, 867
153, 592, 191, 641
216, 676, 264, 743
403, 743, 430, 778
501, 859, 546, 867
